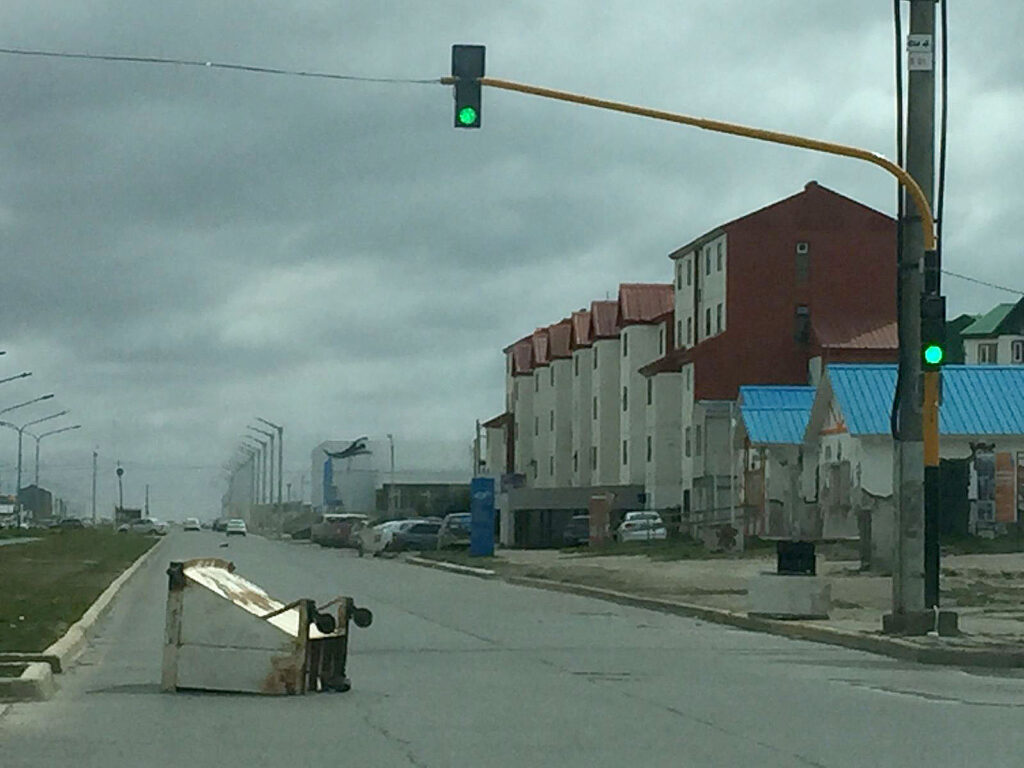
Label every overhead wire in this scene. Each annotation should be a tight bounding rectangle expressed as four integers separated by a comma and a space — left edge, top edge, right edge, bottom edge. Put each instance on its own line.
0, 46, 441, 85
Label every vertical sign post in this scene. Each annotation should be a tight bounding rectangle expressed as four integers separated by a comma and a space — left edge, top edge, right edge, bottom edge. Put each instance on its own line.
469, 476, 495, 557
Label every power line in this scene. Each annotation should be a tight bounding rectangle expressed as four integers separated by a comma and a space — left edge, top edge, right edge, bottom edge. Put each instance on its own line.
0, 46, 442, 85
941, 269, 1023, 296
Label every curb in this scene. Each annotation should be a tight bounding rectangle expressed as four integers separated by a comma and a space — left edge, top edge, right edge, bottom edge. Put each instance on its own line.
0, 662, 56, 703
404, 556, 498, 579
43, 537, 166, 673
500, 574, 1024, 669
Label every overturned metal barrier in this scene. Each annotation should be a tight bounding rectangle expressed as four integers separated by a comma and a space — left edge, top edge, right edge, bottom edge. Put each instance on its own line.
161, 558, 372, 695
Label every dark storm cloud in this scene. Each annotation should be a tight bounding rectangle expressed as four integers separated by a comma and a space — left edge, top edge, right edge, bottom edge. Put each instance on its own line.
0, 1, 1020, 515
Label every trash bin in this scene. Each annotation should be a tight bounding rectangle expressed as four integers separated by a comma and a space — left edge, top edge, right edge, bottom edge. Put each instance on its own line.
161, 558, 372, 695
776, 540, 816, 575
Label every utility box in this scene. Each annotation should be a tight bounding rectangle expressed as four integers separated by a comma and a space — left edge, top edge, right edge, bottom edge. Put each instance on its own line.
161, 559, 372, 695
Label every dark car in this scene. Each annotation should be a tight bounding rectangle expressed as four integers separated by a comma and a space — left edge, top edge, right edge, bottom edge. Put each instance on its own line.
392, 521, 441, 551
436, 513, 472, 550
59, 518, 86, 529
562, 514, 590, 547
212, 517, 229, 532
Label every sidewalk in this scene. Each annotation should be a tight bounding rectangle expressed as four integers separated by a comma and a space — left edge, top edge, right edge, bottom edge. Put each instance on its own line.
483, 547, 1024, 651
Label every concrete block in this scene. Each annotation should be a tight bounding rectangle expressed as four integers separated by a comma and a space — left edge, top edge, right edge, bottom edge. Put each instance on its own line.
0, 662, 57, 702
747, 573, 831, 620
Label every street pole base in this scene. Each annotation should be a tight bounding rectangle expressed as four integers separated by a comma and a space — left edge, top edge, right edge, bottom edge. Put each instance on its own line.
882, 610, 959, 637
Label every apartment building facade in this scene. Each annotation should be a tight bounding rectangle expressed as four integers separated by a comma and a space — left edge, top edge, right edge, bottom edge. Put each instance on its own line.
961, 298, 1024, 365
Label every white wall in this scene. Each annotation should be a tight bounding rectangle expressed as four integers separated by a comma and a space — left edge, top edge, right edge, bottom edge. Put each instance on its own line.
646, 371, 682, 510
512, 375, 534, 479
591, 337, 622, 484
484, 425, 505, 478
532, 365, 553, 487
965, 335, 1024, 365
552, 358, 574, 487
679, 363, 696, 514
620, 324, 661, 485
572, 347, 594, 487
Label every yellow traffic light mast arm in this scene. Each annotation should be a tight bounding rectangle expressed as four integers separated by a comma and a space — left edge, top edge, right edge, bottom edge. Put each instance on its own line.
448, 75, 937, 253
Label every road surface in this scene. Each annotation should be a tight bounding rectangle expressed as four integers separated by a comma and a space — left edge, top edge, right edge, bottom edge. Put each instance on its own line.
2, 531, 1023, 767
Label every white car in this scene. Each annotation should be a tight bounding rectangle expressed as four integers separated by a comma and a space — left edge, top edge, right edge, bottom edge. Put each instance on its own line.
183, 517, 201, 532
359, 519, 419, 555
616, 511, 667, 542
226, 518, 247, 536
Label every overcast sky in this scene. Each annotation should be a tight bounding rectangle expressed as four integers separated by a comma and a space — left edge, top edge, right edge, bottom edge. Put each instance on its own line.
0, 1, 1019, 519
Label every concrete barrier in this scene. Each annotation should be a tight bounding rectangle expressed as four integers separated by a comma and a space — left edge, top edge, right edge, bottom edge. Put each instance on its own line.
0, 662, 56, 703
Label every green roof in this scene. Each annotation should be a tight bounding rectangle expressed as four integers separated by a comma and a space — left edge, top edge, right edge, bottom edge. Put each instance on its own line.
961, 303, 1017, 336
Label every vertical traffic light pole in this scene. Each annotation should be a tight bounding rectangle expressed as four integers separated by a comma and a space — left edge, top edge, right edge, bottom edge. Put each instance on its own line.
444, 62, 945, 631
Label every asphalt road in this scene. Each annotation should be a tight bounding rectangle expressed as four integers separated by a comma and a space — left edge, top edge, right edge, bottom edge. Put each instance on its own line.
3, 531, 1024, 767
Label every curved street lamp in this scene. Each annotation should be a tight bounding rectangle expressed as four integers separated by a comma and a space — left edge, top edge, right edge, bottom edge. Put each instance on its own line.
0, 371, 32, 386
256, 417, 284, 510
247, 426, 274, 503
0, 408, 69, 524
27, 424, 82, 488
242, 434, 268, 503
0, 393, 54, 416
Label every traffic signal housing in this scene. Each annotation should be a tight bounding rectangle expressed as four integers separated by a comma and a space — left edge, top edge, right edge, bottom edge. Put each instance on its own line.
452, 45, 485, 128
921, 294, 947, 371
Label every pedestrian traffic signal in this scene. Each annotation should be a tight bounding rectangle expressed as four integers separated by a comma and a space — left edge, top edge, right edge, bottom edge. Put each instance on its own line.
921, 294, 947, 371
451, 45, 484, 128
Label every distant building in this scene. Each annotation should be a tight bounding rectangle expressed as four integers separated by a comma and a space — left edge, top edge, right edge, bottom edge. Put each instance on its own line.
19, 485, 53, 521
961, 297, 1024, 365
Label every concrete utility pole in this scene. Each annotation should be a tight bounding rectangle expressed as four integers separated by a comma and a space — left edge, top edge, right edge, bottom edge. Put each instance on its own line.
885, 1, 952, 635
91, 449, 97, 523
145, 483, 150, 516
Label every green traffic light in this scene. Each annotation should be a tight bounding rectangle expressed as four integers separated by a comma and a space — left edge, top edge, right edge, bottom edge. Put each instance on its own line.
457, 106, 478, 125
924, 344, 944, 365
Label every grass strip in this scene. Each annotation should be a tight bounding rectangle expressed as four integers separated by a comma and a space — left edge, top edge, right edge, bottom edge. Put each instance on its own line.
0, 529, 155, 652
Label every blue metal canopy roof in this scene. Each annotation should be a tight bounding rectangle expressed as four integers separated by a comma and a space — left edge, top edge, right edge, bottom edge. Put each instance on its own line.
739, 385, 816, 445
827, 364, 1024, 436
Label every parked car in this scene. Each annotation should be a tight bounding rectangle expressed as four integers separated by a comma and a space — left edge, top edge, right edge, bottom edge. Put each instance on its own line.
310, 513, 368, 549
225, 518, 247, 536
154, 520, 169, 536
183, 517, 201, 531
615, 511, 667, 543
391, 520, 441, 551
212, 517, 229, 532
126, 517, 161, 535
561, 514, 590, 547
436, 512, 472, 550
358, 519, 419, 556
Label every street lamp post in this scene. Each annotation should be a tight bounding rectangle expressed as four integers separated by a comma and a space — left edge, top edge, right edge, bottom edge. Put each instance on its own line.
0, 371, 32, 386
387, 433, 396, 515
116, 465, 125, 517
243, 434, 268, 503
0, 393, 54, 417
0, 409, 68, 525
30, 424, 82, 488
247, 426, 274, 504
256, 417, 283, 511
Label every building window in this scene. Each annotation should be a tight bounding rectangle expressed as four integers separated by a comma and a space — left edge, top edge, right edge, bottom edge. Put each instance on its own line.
646, 435, 653, 462
695, 425, 703, 457
593, 396, 598, 420
1013, 340, 1024, 364
622, 440, 628, 465
575, 356, 579, 376
685, 427, 692, 457
825, 445, 832, 462
676, 262, 683, 289
687, 317, 693, 345
705, 308, 712, 337
705, 248, 711, 276
550, 367, 554, 386
716, 242, 723, 271
623, 332, 628, 357
716, 303, 723, 334
573, 451, 578, 473
647, 378, 653, 406
549, 456, 554, 475
979, 342, 998, 364
685, 366, 691, 390
549, 410, 554, 431
659, 328, 664, 354
676, 319, 682, 347
623, 385, 628, 411
534, 417, 539, 436
590, 446, 597, 469
593, 346, 598, 368
794, 305, 810, 344
687, 257, 692, 286
796, 242, 810, 284
534, 376, 539, 392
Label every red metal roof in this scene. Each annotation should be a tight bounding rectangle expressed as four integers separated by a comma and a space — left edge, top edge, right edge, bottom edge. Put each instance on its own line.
511, 339, 533, 376
813, 317, 898, 350
531, 328, 550, 367
548, 319, 572, 359
618, 283, 674, 325
590, 300, 620, 339
571, 310, 592, 348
